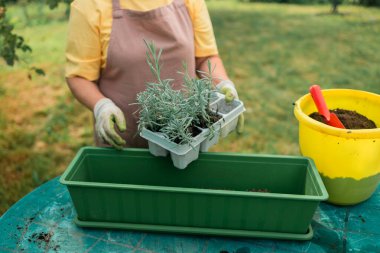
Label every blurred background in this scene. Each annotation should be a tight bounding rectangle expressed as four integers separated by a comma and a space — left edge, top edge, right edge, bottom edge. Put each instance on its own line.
0, 0, 379, 215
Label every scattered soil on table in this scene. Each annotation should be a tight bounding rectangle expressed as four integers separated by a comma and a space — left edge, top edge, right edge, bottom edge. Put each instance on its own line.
309, 108, 377, 129
29, 232, 52, 244
28, 231, 60, 252
13, 216, 60, 252
15, 217, 35, 248
220, 247, 250, 253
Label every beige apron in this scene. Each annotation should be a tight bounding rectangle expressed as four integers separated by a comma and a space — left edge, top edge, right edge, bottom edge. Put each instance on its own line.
96, 0, 196, 148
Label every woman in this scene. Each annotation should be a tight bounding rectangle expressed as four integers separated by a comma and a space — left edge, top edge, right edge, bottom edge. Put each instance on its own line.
65, 0, 243, 149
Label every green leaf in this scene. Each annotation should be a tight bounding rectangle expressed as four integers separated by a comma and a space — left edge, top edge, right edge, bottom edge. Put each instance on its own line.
34, 68, 45, 76
21, 44, 32, 52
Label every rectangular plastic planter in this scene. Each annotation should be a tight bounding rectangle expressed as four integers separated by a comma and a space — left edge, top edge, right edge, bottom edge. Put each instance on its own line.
60, 147, 328, 240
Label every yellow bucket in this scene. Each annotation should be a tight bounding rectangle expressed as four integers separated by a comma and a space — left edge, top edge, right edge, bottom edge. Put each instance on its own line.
294, 89, 380, 205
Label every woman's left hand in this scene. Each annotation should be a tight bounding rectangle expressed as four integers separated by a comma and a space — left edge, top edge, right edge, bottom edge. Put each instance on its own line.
217, 80, 244, 134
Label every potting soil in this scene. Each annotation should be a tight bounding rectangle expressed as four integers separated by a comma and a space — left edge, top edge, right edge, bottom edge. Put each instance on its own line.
196, 110, 222, 128
172, 111, 222, 144
309, 108, 377, 129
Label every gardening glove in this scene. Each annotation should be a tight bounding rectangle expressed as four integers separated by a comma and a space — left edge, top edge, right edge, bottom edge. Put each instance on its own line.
94, 98, 127, 150
216, 80, 245, 134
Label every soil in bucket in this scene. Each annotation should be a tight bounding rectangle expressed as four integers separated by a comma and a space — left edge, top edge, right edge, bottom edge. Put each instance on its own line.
309, 108, 377, 129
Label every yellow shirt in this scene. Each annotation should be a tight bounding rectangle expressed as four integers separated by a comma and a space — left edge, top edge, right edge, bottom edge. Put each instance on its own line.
65, 0, 218, 81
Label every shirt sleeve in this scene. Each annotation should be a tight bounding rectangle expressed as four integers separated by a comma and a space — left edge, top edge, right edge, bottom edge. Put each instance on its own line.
189, 0, 219, 57
65, 1, 102, 81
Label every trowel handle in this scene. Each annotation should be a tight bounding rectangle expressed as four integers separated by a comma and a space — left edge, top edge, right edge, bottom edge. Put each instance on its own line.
309, 85, 331, 121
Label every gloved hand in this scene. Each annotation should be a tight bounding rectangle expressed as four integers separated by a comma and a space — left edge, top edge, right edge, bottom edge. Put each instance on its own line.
94, 98, 127, 149
216, 80, 244, 134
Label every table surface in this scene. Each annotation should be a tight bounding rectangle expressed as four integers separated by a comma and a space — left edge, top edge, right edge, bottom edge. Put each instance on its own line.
0, 177, 379, 253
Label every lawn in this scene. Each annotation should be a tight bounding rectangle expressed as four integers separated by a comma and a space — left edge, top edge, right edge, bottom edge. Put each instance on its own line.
1, 0, 379, 215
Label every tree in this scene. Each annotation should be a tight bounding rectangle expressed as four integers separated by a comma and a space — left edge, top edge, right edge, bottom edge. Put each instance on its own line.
0, 0, 32, 66
330, 0, 343, 14
358, 0, 380, 6
0, 0, 69, 73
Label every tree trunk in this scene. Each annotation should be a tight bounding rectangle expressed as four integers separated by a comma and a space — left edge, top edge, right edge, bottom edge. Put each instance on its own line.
332, 0, 339, 14
21, 4, 30, 23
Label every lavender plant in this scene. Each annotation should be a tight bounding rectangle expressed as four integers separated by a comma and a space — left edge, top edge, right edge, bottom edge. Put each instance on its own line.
136, 40, 218, 145
184, 77, 211, 126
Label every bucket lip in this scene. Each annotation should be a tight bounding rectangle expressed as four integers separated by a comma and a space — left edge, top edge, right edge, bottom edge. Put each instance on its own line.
294, 89, 380, 139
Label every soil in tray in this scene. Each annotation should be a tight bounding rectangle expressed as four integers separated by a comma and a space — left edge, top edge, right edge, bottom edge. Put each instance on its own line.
171, 126, 201, 144
197, 110, 222, 129
208, 188, 270, 193
309, 108, 377, 129
172, 110, 222, 144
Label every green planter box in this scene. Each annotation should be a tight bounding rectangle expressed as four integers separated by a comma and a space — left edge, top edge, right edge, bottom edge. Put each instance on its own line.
60, 147, 328, 240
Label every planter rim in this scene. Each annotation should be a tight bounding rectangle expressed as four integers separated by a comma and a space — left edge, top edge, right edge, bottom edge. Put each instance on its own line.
61, 180, 326, 201
60, 147, 329, 202
294, 89, 380, 139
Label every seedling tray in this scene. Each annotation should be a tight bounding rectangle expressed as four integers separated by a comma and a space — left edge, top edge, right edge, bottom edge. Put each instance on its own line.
140, 128, 207, 156
140, 92, 245, 169
209, 93, 245, 138
140, 128, 208, 169
199, 117, 223, 152
60, 147, 328, 240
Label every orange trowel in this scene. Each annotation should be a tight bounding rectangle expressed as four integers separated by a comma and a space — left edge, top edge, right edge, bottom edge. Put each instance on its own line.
309, 85, 345, 129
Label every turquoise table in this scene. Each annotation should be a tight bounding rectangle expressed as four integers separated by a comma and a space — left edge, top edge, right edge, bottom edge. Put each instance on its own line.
1, 177, 379, 253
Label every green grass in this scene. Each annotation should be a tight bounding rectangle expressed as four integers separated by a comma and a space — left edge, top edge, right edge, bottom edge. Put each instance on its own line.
208, 1, 380, 154
1, 1, 380, 215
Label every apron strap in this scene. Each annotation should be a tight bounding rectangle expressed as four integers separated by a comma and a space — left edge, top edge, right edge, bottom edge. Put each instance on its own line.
173, 0, 184, 7
112, 0, 123, 19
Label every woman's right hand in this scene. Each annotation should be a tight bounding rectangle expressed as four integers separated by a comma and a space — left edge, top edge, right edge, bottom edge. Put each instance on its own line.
94, 98, 127, 149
